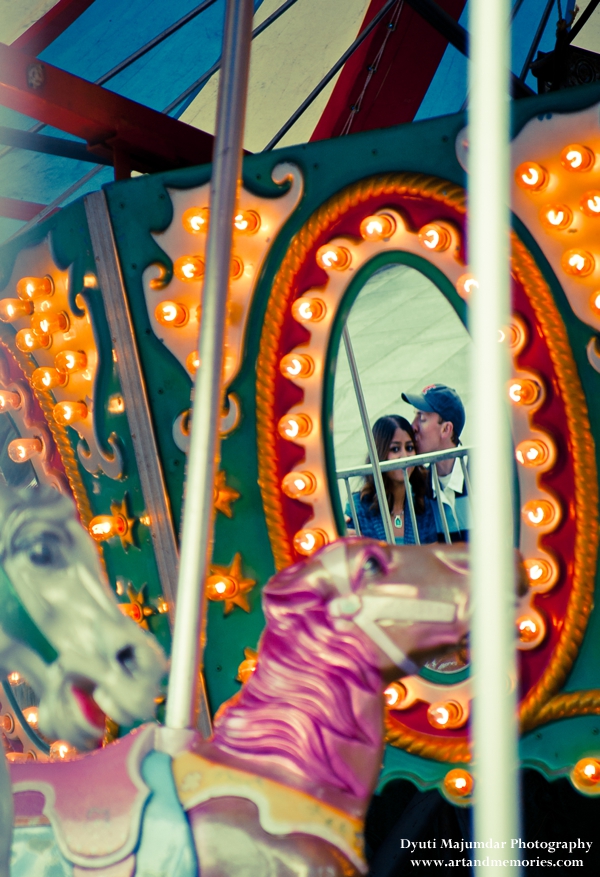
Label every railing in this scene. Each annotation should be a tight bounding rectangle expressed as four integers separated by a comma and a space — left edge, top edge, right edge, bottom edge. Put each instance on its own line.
337, 445, 472, 545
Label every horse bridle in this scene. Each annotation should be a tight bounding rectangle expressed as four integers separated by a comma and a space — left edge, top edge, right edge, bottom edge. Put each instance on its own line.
0, 560, 58, 664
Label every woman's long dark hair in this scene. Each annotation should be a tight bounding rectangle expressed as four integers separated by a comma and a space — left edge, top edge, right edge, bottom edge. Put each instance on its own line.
360, 415, 427, 515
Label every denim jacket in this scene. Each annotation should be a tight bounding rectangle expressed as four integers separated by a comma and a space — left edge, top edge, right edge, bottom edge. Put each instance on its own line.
345, 491, 438, 544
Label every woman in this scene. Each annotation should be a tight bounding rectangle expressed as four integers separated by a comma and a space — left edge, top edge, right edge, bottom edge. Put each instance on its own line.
346, 415, 437, 544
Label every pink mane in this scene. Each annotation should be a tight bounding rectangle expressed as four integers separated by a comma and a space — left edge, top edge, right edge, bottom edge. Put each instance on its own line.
212, 544, 390, 803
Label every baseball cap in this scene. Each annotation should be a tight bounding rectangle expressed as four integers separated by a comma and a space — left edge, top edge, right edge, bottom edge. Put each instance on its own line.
401, 384, 465, 437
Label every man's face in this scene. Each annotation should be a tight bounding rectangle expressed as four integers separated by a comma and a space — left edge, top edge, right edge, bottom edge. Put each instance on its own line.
412, 410, 446, 454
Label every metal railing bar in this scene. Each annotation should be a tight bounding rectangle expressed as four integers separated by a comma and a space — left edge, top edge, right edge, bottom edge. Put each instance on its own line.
518, 0, 555, 81
459, 455, 473, 508
404, 477, 420, 545
343, 478, 361, 534
336, 446, 471, 480
431, 463, 452, 543
341, 325, 395, 544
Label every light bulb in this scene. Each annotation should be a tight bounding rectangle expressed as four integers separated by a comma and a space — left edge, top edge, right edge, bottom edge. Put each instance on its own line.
31, 312, 68, 336
522, 499, 559, 529
173, 256, 204, 281
182, 207, 210, 233
427, 700, 464, 729
580, 190, 600, 217
291, 297, 326, 323
16, 275, 54, 301
155, 301, 188, 327
293, 528, 328, 556
562, 248, 595, 277
316, 245, 351, 271
206, 574, 238, 601
573, 758, 600, 788
456, 273, 478, 300
31, 367, 68, 391
280, 353, 315, 379
384, 682, 407, 708
443, 769, 473, 800
23, 706, 38, 728
0, 390, 21, 412
515, 438, 553, 468
560, 143, 595, 172
359, 213, 396, 241
53, 401, 88, 425
88, 514, 129, 542
508, 379, 541, 406
418, 223, 451, 252
15, 328, 50, 352
523, 557, 557, 589
186, 350, 200, 374
0, 299, 34, 322
50, 740, 76, 761
281, 470, 317, 499
55, 350, 87, 373
540, 204, 572, 230
234, 210, 260, 234
516, 613, 545, 644
515, 161, 548, 191
230, 255, 244, 280
277, 413, 312, 441
8, 437, 43, 462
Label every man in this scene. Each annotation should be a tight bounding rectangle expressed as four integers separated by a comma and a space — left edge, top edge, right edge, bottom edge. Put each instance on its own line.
401, 383, 469, 542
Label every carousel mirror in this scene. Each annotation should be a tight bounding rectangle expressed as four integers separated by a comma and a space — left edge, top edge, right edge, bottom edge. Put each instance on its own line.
333, 262, 472, 673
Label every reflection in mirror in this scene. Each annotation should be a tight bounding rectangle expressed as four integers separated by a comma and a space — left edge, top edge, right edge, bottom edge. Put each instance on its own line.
333, 263, 472, 674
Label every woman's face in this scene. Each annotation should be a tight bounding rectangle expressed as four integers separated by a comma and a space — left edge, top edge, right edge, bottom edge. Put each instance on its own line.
386, 427, 416, 483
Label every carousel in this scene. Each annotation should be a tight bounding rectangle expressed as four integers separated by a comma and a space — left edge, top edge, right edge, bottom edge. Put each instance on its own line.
1, 0, 600, 874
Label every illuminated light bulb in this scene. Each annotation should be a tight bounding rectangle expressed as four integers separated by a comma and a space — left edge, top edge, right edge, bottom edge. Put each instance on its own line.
182, 207, 210, 234
591, 291, 600, 316
277, 413, 312, 441
88, 514, 129, 542
515, 161, 548, 191
83, 273, 97, 288
383, 682, 407, 708
293, 528, 328, 556
560, 143, 595, 172
8, 437, 43, 463
237, 652, 258, 684
522, 499, 559, 529
443, 769, 474, 800
186, 350, 200, 375
23, 706, 38, 728
234, 210, 260, 234
562, 248, 595, 277
107, 394, 125, 414
53, 401, 88, 426
31, 311, 69, 336
155, 301, 189, 328
580, 190, 600, 217
540, 204, 572, 231
15, 328, 50, 352
31, 367, 68, 391
517, 614, 544, 644
0, 390, 21, 412
50, 740, 77, 761
359, 213, 396, 241
206, 574, 238, 602
508, 379, 541, 406
418, 223, 451, 252
0, 714, 14, 734
230, 255, 244, 280
281, 470, 317, 500
316, 245, 352, 271
456, 273, 478, 300
573, 758, 600, 788
523, 557, 557, 589
55, 349, 87, 374
174, 255, 205, 282
291, 297, 327, 323
156, 597, 169, 614
515, 438, 552, 468
16, 275, 53, 301
0, 298, 34, 322
280, 353, 315, 379
427, 700, 464, 730
506, 317, 527, 353
8, 671, 21, 685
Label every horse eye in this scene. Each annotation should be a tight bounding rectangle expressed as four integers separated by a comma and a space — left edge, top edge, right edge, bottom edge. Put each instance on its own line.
28, 534, 63, 567
363, 554, 383, 576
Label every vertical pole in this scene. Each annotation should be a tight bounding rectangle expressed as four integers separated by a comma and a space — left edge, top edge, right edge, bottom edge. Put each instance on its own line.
469, 0, 520, 872
165, 0, 254, 732
342, 326, 395, 543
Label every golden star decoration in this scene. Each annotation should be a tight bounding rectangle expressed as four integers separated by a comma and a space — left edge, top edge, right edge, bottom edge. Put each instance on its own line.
206, 553, 255, 615
110, 497, 136, 551
118, 582, 156, 630
213, 470, 240, 518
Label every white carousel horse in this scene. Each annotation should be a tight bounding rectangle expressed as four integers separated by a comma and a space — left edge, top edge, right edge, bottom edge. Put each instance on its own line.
0, 485, 166, 877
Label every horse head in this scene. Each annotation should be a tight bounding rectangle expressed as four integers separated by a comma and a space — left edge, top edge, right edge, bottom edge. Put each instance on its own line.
263, 538, 471, 678
0, 486, 166, 749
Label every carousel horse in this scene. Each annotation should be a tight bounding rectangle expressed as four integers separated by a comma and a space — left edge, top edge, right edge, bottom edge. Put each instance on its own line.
10, 537, 473, 877
0, 485, 166, 877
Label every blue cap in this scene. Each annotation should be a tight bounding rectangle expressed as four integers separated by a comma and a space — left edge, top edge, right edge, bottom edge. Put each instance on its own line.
401, 384, 465, 437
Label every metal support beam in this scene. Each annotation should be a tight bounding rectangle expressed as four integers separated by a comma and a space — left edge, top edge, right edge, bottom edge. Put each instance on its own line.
0, 125, 112, 165
165, 0, 254, 734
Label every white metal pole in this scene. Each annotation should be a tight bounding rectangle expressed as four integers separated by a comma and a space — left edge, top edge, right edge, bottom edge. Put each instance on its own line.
469, 0, 520, 872
165, 0, 254, 732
